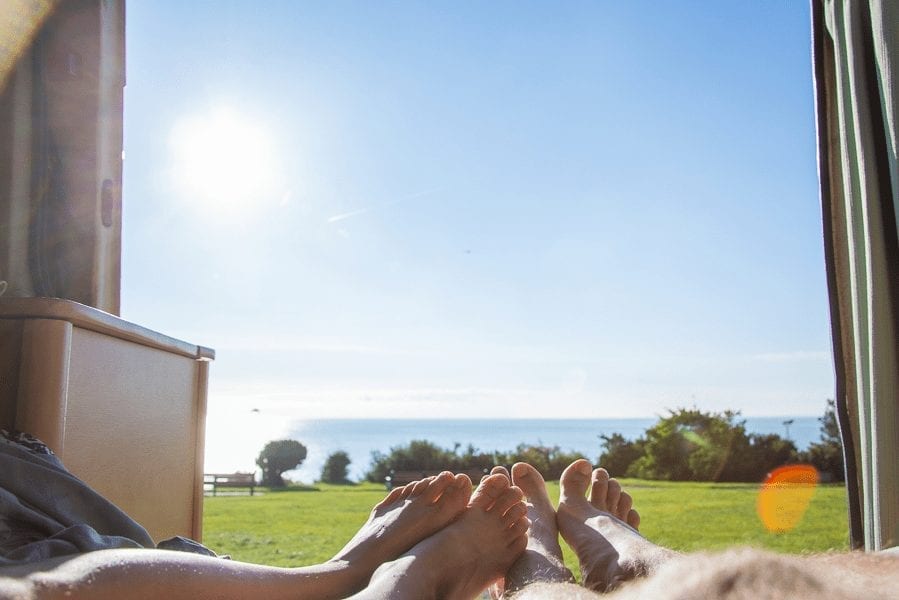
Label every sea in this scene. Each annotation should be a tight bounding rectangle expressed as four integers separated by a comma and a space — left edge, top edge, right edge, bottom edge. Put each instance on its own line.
204, 416, 824, 484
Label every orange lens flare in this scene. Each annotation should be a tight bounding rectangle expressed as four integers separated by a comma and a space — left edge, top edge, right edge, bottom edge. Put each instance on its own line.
757, 464, 819, 533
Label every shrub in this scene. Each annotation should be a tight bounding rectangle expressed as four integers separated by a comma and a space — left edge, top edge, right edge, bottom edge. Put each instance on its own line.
257, 439, 307, 487
493, 444, 584, 480
364, 440, 578, 482
801, 399, 845, 482
627, 409, 739, 481
365, 440, 490, 483
320, 451, 352, 484
724, 433, 799, 482
625, 408, 798, 482
598, 433, 644, 478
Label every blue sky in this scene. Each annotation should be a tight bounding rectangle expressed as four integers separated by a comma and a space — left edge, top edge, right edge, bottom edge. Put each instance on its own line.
121, 2, 833, 422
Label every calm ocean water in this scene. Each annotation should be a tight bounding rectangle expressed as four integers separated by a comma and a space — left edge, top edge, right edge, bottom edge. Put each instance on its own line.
279, 417, 823, 483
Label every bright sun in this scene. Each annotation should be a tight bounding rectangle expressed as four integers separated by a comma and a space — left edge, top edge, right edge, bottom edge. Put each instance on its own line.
169, 108, 281, 212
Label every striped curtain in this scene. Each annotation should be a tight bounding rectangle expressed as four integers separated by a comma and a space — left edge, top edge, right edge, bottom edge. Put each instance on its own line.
813, 0, 899, 551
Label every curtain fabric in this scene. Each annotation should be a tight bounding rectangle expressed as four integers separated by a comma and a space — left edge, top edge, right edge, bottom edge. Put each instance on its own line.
813, 0, 899, 551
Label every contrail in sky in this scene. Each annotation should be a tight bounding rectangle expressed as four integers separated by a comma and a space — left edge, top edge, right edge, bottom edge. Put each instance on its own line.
327, 207, 370, 223
326, 188, 441, 223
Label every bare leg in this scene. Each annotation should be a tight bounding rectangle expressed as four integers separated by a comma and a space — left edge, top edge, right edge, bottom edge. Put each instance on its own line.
518, 548, 899, 600
329, 471, 472, 594
0, 549, 361, 600
0, 473, 471, 600
351, 473, 529, 600
613, 548, 899, 600
505, 460, 899, 600
502, 463, 575, 593
556, 459, 675, 592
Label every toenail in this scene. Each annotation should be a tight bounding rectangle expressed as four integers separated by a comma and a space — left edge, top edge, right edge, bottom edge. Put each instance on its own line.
513, 465, 530, 478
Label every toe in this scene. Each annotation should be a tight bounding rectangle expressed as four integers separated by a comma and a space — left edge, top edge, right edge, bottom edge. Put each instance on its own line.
559, 459, 593, 503
422, 471, 454, 502
616, 491, 633, 521
606, 479, 622, 514
375, 485, 405, 509
491, 465, 511, 481
470, 473, 511, 509
453, 472, 473, 491
508, 517, 530, 540
627, 509, 640, 530
504, 502, 528, 521
398, 483, 415, 500
410, 476, 435, 497
511, 462, 553, 505
438, 473, 473, 509
492, 486, 525, 515
589, 468, 610, 510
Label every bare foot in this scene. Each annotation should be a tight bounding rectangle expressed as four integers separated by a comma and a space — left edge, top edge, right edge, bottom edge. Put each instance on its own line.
587, 466, 640, 529
557, 459, 674, 592
485, 466, 514, 599
352, 473, 529, 599
503, 462, 575, 593
331, 471, 472, 594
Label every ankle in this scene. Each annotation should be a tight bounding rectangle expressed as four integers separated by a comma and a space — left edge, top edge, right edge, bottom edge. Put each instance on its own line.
507, 549, 574, 590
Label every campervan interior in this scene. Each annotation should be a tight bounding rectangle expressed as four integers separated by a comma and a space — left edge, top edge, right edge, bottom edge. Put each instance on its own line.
0, 0, 897, 554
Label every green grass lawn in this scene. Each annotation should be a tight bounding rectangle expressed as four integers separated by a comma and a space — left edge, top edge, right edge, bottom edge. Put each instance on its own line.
202, 479, 849, 579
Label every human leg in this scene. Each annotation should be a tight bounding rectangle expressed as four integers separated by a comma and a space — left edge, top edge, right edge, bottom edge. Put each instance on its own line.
609, 547, 899, 600
514, 548, 899, 600
328, 470, 473, 594
502, 462, 575, 593
0, 548, 357, 600
500, 459, 657, 598
511, 459, 899, 600
555, 459, 675, 593
0, 473, 472, 600
350, 473, 529, 600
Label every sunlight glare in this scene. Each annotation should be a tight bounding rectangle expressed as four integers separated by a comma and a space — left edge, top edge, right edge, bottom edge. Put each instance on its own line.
169, 107, 282, 212
757, 464, 819, 533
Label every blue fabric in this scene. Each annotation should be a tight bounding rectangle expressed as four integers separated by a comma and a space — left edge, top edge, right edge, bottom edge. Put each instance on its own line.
0, 430, 216, 565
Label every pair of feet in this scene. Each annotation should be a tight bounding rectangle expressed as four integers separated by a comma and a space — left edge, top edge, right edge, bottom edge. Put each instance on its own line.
491, 458, 645, 595
333, 470, 528, 599
329, 459, 646, 599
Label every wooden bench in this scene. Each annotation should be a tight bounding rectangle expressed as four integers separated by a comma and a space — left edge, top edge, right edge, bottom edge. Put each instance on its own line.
384, 468, 489, 490
204, 472, 256, 496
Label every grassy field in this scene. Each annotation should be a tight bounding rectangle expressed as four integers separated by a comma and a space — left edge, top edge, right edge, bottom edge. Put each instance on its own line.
203, 479, 849, 578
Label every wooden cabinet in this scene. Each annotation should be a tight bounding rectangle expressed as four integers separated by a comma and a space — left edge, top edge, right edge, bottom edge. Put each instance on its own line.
0, 298, 213, 542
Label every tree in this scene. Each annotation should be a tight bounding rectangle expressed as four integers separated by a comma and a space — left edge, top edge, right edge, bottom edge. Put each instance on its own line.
321, 451, 352, 484
623, 408, 802, 482
802, 399, 845, 482
256, 439, 307, 487
493, 444, 583, 480
628, 408, 745, 481
362, 439, 580, 482
365, 440, 457, 483
365, 440, 494, 483
598, 433, 644, 477
725, 433, 799, 482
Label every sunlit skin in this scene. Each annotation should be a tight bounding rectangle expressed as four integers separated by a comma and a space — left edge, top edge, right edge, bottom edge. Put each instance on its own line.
510, 461, 899, 600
